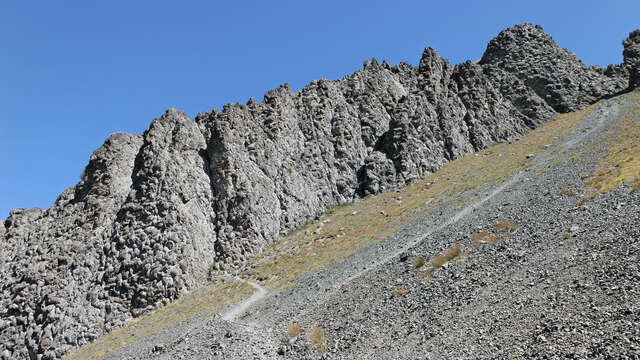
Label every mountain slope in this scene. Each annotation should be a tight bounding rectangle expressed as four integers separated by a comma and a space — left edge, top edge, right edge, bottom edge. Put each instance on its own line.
70, 86, 640, 360
1, 24, 638, 359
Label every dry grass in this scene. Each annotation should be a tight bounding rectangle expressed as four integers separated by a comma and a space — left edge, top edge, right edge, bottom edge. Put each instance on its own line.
560, 188, 575, 196
470, 231, 500, 247
392, 288, 409, 297
584, 91, 640, 199
495, 219, 519, 233
430, 243, 462, 268
412, 256, 426, 268
471, 219, 517, 247
307, 326, 326, 354
286, 323, 302, 338
63, 280, 253, 360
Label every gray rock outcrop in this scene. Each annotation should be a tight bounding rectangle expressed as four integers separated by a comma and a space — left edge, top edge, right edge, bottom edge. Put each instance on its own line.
623, 29, 640, 89
0, 24, 629, 359
480, 24, 627, 112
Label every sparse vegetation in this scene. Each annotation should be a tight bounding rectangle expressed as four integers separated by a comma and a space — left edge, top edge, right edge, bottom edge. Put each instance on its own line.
422, 243, 468, 280
307, 326, 326, 354
430, 243, 462, 268
412, 256, 426, 268
286, 323, 301, 338
584, 91, 640, 199
470, 231, 500, 247
495, 219, 519, 233
563, 233, 571, 239
471, 219, 517, 247
560, 188, 575, 196
392, 288, 409, 297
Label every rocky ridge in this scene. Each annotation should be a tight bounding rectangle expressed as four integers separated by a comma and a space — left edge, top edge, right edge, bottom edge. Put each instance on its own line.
0, 24, 633, 359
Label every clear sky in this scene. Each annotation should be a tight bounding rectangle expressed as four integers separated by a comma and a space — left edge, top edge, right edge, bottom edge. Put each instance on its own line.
1, 0, 638, 218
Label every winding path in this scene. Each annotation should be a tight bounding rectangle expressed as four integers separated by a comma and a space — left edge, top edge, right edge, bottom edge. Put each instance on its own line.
219, 275, 269, 322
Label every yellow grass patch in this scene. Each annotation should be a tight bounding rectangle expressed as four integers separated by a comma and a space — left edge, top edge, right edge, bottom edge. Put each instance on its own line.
585, 91, 640, 198
392, 288, 409, 297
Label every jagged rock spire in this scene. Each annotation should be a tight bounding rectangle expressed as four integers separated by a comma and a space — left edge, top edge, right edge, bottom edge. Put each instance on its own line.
623, 29, 640, 89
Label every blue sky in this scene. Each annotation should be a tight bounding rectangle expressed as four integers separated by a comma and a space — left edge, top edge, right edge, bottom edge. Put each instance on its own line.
1, 1, 638, 217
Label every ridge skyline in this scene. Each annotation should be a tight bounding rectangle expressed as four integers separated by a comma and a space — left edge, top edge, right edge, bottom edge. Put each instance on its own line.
2, 0, 640, 217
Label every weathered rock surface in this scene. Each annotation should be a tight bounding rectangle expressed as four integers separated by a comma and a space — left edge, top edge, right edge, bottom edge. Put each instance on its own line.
0, 24, 629, 359
624, 29, 640, 89
197, 52, 553, 270
1, 133, 143, 359
480, 24, 627, 112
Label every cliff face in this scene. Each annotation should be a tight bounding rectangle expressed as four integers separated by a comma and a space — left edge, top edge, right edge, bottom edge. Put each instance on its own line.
0, 24, 630, 359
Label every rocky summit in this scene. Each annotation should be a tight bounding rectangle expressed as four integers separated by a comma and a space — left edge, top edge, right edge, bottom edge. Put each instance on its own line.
1, 24, 638, 359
